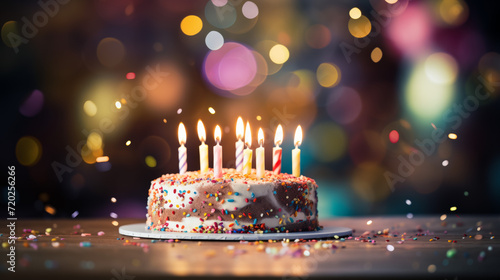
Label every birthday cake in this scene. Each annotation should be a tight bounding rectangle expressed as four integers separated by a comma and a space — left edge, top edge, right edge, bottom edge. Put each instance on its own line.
146, 168, 319, 233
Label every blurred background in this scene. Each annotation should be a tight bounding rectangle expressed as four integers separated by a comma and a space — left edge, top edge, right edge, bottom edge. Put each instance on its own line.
1, 0, 499, 220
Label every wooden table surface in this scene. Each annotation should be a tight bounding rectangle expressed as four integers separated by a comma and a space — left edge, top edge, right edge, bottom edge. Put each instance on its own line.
1, 216, 499, 279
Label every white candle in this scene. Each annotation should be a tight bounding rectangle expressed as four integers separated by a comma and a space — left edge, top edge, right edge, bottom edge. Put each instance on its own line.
178, 122, 187, 175
292, 125, 302, 177
213, 125, 223, 179
256, 128, 265, 178
197, 120, 208, 173
243, 122, 252, 175
235, 117, 244, 172
273, 124, 283, 175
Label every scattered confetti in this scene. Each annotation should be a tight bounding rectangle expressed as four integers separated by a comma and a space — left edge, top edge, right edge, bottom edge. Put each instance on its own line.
446, 248, 457, 258
440, 214, 447, 221
450, 206, 457, 212
407, 213, 414, 219
112, 221, 119, 226
45, 205, 56, 215
386, 245, 395, 252
80, 242, 92, 247
367, 220, 373, 225
97, 231, 105, 236
110, 212, 118, 219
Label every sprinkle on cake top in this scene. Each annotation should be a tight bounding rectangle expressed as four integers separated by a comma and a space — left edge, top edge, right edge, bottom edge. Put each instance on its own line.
152, 168, 316, 186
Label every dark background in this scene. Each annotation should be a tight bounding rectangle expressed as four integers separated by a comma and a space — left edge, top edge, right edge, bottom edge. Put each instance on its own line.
1, 0, 499, 219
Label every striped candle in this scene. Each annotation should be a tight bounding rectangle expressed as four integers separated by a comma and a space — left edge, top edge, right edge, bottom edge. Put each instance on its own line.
178, 122, 187, 175
273, 124, 283, 174
243, 121, 252, 175
213, 125, 223, 179
235, 117, 244, 172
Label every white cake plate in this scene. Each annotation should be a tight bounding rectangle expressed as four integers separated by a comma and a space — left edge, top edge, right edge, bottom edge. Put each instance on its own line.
119, 223, 352, 241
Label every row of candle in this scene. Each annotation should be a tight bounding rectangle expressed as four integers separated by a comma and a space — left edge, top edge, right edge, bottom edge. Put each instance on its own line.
177, 117, 303, 179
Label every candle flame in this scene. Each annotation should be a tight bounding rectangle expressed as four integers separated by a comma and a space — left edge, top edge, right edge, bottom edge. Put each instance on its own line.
197, 120, 206, 143
245, 122, 252, 148
214, 125, 222, 143
258, 128, 264, 146
274, 124, 283, 146
236, 116, 244, 140
178, 122, 186, 145
294, 125, 302, 147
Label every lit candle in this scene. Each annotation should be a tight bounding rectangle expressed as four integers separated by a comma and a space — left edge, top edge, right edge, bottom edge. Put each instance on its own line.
197, 120, 208, 173
235, 117, 245, 172
292, 125, 302, 177
273, 124, 283, 175
243, 122, 252, 175
256, 128, 265, 178
178, 122, 187, 175
213, 125, 223, 179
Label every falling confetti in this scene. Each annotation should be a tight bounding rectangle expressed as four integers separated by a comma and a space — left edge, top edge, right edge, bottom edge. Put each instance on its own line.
125, 140, 131, 146
71, 211, 79, 218
448, 133, 457, 140
406, 199, 412, 205
126, 72, 136, 79
112, 221, 119, 226
208, 107, 216, 114
111, 197, 117, 203
440, 214, 447, 220
442, 160, 449, 166
450, 206, 457, 211
177, 108, 182, 114
110, 212, 118, 219
367, 220, 373, 225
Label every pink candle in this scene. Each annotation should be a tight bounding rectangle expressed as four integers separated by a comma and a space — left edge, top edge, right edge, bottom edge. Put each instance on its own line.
273, 124, 283, 174
178, 122, 187, 175
213, 125, 223, 179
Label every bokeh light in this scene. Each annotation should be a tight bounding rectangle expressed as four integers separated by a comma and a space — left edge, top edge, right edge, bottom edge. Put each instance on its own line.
404, 55, 455, 122
83, 100, 97, 117
19, 90, 44, 117
269, 44, 289, 64
424, 52, 458, 84
180, 15, 203, 36
16, 136, 42, 166
305, 24, 331, 49
326, 87, 362, 124
352, 162, 392, 202
348, 15, 372, 38
87, 132, 103, 151
389, 130, 400, 143
386, 4, 431, 56
438, 0, 469, 26
144, 61, 187, 112
242, 1, 259, 19
145, 155, 157, 168
205, 0, 236, 29
349, 7, 362, 19
205, 31, 224, 50
255, 40, 283, 75
1, 21, 20, 48
371, 47, 383, 63
286, 70, 315, 105
309, 122, 347, 162
316, 63, 341, 88
204, 42, 257, 91
96, 37, 125, 67
126, 72, 135, 79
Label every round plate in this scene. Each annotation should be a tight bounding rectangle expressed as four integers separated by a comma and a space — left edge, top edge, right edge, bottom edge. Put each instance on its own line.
119, 223, 352, 241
